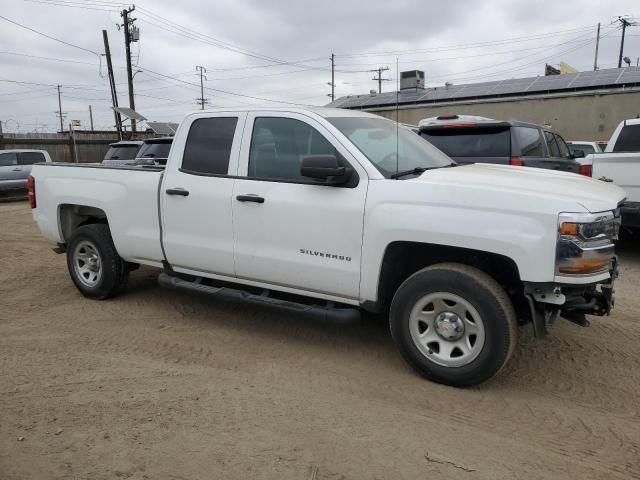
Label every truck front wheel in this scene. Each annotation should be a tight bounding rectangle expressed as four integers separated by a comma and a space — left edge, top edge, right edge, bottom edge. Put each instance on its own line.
66, 224, 129, 299
390, 263, 517, 387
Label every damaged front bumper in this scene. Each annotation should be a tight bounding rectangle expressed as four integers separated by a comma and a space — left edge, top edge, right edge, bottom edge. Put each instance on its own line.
524, 258, 618, 336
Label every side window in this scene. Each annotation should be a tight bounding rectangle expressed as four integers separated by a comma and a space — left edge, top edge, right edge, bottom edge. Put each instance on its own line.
248, 117, 341, 181
612, 125, 640, 152
554, 134, 570, 158
513, 127, 545, 157
0, 152, 18, 167
182, 117, 238, 175
545, 131, 560, 157
18, 152, 45, 165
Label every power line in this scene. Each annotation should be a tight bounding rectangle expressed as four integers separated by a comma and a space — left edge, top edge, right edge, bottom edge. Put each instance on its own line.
0, 14, 100, 56
335, 25, 612, 58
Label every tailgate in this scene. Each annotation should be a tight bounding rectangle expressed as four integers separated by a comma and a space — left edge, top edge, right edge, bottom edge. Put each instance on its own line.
592, 154, 640, 202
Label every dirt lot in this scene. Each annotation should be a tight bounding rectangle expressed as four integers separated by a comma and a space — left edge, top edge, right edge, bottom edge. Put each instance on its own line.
1, 201, 639, 480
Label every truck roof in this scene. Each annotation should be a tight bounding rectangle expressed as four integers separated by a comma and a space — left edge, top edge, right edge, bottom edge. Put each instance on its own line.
0, 149, 50, 154
188, 106, 377, 119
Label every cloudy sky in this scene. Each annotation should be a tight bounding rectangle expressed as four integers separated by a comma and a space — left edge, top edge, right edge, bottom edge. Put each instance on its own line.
0, 0, 639, 132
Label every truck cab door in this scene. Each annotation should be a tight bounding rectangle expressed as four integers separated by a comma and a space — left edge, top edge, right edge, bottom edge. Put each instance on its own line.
160, 113, 246, 277
0, 152, 23, 188
231, 112, 368, 301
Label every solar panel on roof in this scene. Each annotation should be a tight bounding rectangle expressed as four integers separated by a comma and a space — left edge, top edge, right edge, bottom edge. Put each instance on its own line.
330, 67, 640, 109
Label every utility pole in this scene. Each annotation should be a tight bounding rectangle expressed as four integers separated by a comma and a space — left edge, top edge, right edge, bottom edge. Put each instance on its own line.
616, 16, 636, 68
56, 84, 65, 133
121, 5, 137, 132
594, 22, 601, 71
102, 30, 123, 139
89, 105, 94, 131
371, 66, 391, 93
195, 65, 208, 110
327, 53, 335, 102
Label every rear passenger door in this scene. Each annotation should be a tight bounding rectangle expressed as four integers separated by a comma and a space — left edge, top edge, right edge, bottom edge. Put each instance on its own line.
161, 113, 246, 277
553, 133, 580, 173
512, 126, 550, 168
0, 152, 22, 186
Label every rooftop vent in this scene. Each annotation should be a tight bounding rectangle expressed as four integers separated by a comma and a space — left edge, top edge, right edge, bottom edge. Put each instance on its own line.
400, 70, 425, 91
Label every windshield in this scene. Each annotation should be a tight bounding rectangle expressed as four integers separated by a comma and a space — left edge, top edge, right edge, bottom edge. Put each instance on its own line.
327, 116, 453, 178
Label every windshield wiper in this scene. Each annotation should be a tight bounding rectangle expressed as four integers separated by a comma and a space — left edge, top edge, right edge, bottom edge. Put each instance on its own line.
390, 167, 429, 179
390, 164, 457, 179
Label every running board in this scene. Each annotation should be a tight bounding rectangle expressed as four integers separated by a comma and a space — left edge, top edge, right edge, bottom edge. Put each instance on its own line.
158, 272, 361, 323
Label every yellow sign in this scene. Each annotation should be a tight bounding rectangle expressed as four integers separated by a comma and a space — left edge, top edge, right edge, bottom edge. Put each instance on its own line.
71, 120, 81, 127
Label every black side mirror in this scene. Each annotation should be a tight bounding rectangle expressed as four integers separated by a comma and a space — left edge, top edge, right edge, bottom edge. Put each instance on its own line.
301, 155, 351, 185
572, 149, 585, 159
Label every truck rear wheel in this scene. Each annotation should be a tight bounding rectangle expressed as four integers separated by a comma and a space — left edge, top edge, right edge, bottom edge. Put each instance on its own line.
390, 263, 517, 387
66, 224, 129, 299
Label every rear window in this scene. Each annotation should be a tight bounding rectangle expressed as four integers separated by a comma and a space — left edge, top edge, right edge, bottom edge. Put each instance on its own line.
18, 152, 45, 165
137, 142, 172, 163
513, 127, 545, 157
568, 143, 597, 155
612, 124, 640, 152
182, 117, 238, 175
419, 126, 511, 157
104, 144, 141, 161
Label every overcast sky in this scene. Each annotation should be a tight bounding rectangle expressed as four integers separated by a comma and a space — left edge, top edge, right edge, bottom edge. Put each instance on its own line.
0, 0, 639, 132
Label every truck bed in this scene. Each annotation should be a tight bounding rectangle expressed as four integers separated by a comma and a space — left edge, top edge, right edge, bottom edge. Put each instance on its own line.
31, 162, 166, 266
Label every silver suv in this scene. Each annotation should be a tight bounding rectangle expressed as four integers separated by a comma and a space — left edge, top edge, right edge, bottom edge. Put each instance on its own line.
0, 149, 52, 191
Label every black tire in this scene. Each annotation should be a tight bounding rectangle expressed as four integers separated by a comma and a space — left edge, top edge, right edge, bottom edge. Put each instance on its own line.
66, 223, 129, 299
390, 263, 517, 387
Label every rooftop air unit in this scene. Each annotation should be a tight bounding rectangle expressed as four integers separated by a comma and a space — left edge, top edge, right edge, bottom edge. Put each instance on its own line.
400, 70, 425, 90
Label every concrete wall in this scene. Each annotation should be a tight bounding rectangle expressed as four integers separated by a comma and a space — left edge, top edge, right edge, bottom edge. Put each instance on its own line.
367, 89, 640, 141
0, 131, 154, 163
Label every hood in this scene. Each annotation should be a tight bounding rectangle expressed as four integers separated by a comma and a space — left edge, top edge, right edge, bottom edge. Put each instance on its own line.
415, 163, 626, 213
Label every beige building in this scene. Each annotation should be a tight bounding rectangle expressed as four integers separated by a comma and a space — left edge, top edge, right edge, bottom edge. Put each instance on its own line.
329, 67, 640, 141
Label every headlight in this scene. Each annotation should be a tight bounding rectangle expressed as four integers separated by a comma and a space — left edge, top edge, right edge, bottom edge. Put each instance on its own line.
556, 211, 619, 275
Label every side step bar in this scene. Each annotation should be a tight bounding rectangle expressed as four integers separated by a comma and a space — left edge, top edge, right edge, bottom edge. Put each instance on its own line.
158, 272, 361, 323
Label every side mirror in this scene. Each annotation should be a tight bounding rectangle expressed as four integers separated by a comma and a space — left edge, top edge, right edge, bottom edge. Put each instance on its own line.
572, 149, 585, 159
301, 155, 351, 185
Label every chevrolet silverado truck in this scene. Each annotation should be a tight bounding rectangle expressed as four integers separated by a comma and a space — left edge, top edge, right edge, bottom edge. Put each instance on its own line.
29, 107, 625, 387
578, 118, 640, 229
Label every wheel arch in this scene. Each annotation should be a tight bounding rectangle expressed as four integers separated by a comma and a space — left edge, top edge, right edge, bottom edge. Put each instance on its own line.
374, 241, 522, 312
58, 204, 109, 244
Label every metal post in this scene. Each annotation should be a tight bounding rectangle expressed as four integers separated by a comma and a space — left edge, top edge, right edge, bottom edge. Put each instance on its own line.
594, 23, 601, 71
331, 53, 335, 102
89, 105, 94, 131
122, 6, 137, 132
57, 84, 64, 133
103, 30, 123, 139
196, 65, 207, 109
618, 18, 630, 69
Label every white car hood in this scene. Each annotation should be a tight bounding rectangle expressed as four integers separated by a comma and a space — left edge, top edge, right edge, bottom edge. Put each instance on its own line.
415, 163, 626, 213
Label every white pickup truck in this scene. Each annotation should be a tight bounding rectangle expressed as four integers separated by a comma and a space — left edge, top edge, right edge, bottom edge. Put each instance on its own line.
29, 107, 625, 387
580, 118, 640, 229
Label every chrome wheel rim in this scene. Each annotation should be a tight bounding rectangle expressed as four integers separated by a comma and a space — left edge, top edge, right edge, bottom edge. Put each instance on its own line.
73, 240, 102, 288
409, 292, 485, 367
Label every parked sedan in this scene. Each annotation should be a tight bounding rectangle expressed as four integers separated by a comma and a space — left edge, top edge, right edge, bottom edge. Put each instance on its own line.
0, 149, 52, 191
418, 115, 585, 175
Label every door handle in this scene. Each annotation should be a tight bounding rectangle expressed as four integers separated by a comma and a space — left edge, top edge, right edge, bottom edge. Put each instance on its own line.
236, 194, 265, 203
12, 168, 22, 171
598, 176, 613, 183
166, 188, 189, 196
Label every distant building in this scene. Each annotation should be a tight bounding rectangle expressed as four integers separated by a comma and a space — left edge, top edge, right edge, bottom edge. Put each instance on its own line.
328, 67, 640, 140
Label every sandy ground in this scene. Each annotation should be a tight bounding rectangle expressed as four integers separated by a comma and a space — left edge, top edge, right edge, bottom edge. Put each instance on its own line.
1, 201, 639, 480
